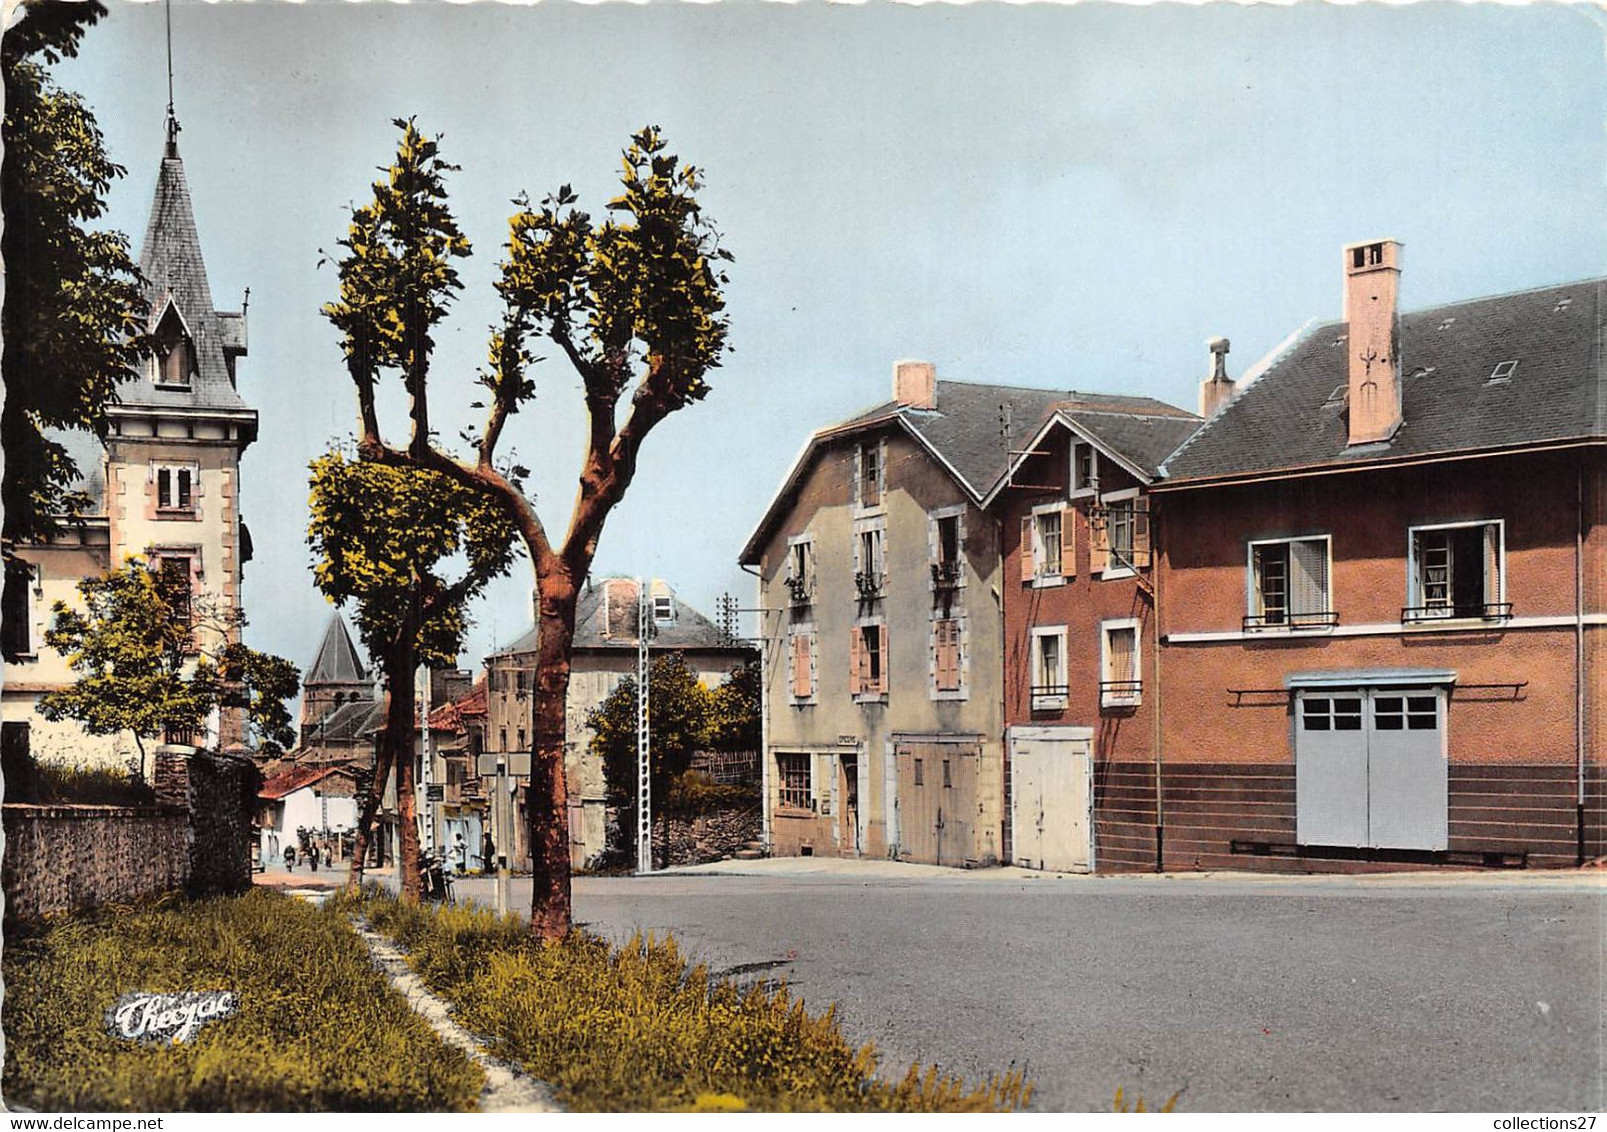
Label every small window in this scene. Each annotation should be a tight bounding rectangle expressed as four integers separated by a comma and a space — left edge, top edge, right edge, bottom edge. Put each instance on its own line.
1486, 360, 1518, 385
1100, 621, 1140, 707
913, 758, 924, 787
859, 440, 881, 508
863, 625, 883, 688
653, 594, 674, 624
1302, 695, 1362, 731
3, 560, 32, 657
1408, 522, 1503, 621
1107, 500, 1134, 566
778, 752, 811, 809
789, 631, 814, 700
1249, 538, 1331, 630
1072, 443, 1097, 493
156, 466, 195, 512
942, 759, 952, 789
1030, 628, 1067, 710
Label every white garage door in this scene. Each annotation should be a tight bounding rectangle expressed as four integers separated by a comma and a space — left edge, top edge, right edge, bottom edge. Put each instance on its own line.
1295, 687, 1447, 851
1009, 728, 1093, 872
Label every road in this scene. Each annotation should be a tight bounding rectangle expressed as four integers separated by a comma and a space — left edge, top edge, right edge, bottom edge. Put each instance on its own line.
443, 862, 1602, 1112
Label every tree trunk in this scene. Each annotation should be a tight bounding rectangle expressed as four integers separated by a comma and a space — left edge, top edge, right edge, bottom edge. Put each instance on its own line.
528, 576, 579, 941
386, 648, 423, 902
346, 742, 394, 894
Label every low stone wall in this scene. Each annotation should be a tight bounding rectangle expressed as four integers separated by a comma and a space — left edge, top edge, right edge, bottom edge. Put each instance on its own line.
2, 803, 188, 921
156, 747, 261, 898
656, 806, 762, 867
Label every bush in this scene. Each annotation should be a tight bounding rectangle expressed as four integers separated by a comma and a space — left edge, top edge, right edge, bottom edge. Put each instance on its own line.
3, 890, 483, 1111
665, 770, 758, 816
2, 753, 154, 807
347, 890, 1033, 1113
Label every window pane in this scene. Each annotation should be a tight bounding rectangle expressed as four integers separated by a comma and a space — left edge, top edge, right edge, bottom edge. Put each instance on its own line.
1302, 699, 1330, 730
1333, 697, 1362, 730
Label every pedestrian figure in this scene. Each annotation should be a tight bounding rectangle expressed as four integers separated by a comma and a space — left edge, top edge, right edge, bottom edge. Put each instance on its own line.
309, 845, 318, 873
481, 830, 495, 873
453, 832, 468, 874
284, 845, 296, 872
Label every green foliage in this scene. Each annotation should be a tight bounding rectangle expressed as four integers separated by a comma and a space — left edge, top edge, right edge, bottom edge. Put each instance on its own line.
706, 659, 760, 752
0, 753, 153, 806
2, 890, 483, 1111
349, 891, 1032, 1113
589, 653, 713, 807
665, 770, 758, 817
1, 0, 148, 544
306, 451, 519, 667
37, 560, 299, 764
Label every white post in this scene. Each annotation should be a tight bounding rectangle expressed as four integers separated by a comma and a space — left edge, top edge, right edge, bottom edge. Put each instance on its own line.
494, 756, 509, 917
420, 665, 436, 855
636, 579, 652, 874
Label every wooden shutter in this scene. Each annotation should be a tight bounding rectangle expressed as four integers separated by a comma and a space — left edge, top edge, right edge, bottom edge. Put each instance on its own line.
849, 628, 864, 695
875, 624, 889, 693
1131, 502, 1151, 569
1061, 507, 1077, 577
158, 467, 172, 508
1483, 524, 1501, 607
1290, 539, 1328, 618
936, 620, 961, 691
177, 468, 192, 510
1089, 513, 1110, 575
1020, 516, 1036, 581
790, 635, 811, 699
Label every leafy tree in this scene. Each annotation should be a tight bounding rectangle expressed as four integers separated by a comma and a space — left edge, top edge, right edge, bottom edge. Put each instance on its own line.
706, 659, 761, 753
220, 644, 299, 754
587, 652, 713, 867
307, 451, 517, 899
1, 1, 147, 557
322, 120, 731, 938
38, 560, 296, 779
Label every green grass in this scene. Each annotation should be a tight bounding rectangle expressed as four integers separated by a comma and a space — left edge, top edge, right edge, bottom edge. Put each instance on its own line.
2, 890, 484, 1112
2, 756, 154, 807
346, 890, 1034, 1113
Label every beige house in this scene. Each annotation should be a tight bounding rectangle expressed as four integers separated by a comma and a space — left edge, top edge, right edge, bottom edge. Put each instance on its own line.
484, 577, 754, 869
2, 122, 257, 773
740, 362, 1190, 866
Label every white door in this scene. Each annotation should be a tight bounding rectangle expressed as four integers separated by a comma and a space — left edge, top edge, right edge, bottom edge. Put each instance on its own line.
1010, 729, 1093, 872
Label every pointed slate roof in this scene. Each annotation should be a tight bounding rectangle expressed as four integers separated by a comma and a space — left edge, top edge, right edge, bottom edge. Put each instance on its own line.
123, 139, 249, 412
305, 613, 367, 685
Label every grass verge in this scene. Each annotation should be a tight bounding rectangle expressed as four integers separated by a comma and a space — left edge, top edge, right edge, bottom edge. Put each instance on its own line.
346, 889, 1034, 1113
3, 889, 483, 1112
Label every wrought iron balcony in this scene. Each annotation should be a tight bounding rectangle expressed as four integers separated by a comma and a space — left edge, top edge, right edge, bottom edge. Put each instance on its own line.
1402, 601, 1513, 624
1242, 610, 1340, 632
784, 573, 812, 606
854, 571, 883, 601
1030, 683, 1069, 711
930, 561, 962, 590
1099, 679, 1143, 707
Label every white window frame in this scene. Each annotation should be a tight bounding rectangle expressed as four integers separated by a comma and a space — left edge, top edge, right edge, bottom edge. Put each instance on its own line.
652, 594, 674, 624
785, 533, 816, 603
1098, 488, 1140, 580
854, 436, 886, 515
1099, 617, 1142, 708
1245, 534, 1334, 632
1029, 501, 1066, 588
154, 462, 199, 513
1029, 625, 1068, 711
1070, 441, 1098, 498
928, 504, 967, 593
1405, 519, 1506, 623
852, 516, 886, 598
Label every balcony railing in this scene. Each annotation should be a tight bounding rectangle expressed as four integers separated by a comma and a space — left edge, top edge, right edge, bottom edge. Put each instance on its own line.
1242, 610, 1340, 632
784, 574, 812, 606
1099, 679, 1143, 707
1030, 683, 1069, 711
930, 561, 962, 590
1402, 601, 1513, 624
854, 571, 883, 601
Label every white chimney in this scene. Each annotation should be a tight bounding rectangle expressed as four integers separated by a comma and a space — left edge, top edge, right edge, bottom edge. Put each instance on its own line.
1198, 337, 1235, 418
893, 360, 936, 410
1343, 238, 1404, 446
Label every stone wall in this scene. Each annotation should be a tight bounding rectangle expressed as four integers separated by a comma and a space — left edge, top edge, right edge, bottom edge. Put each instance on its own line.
3, 747, 261, 923
2, 804, 187, 921
655, 806, 763, 867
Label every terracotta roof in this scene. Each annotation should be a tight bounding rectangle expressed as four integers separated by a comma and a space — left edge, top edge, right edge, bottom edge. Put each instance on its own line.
1159, 278, 1607, 485
260, 764, 355, 801
305, 612, 367, 685
425, 680, 487, 733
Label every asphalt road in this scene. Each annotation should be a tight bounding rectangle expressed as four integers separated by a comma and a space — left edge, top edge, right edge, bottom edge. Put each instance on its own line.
443, 865, 1602, 1112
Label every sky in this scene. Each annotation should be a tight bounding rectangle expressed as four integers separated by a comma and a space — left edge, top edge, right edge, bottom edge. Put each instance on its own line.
56, 0, 1607, 682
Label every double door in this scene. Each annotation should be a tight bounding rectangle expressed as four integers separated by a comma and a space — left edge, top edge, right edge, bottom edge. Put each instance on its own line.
1295, 687, 1447, 851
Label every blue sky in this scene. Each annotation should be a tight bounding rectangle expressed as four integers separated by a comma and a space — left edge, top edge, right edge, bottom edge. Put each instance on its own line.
60, 0, 1607, 680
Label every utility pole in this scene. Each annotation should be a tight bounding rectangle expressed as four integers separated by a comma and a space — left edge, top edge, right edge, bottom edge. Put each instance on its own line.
419, 664, 436, 855
636, 579, 652, 875
494, 754, 510, 917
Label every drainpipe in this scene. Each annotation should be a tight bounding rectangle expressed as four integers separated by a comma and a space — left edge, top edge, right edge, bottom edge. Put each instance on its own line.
1576, 459, 1587, 865
1151, 495, 1164, 873
741, 562, 770, 854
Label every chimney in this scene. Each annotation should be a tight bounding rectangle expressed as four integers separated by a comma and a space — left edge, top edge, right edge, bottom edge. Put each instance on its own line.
1343, 238, 1404, 445
893, 360, 936, 410
1198, 337, 1235, 418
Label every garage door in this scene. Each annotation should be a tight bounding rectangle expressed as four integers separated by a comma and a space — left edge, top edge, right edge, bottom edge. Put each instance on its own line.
895, 739, 980, 866
1009, 729, 1093, 872
1295, 688, 1447, 851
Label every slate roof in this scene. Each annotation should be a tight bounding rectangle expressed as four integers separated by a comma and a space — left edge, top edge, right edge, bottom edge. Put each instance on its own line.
305, 613, 367, 685
305, 699, 383, 744
741, 379, 1196, 562
40, 427, 109, 516
493, 578, 741, 656
123, 143, 249, 413
1159, 278, 1607, 484
1062, 407, 1202, 479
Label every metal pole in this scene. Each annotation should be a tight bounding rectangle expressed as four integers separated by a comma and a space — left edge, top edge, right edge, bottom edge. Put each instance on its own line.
636, 579, 652, 874
420, 665, 436, 854
494, 756, 509, 917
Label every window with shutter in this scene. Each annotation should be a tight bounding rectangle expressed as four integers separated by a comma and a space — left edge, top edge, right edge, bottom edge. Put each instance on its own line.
790, 634, 813, 699
1248, 537, 1333, 630
1100, 620, 1141, 707
1406, 521, 1506, 622
1019, 516, 1036, 582
870, 624, 887, 694
1060, 507, 1077, 577
848, 627, 864, 696
934, 619, 961, 692
156, 465, 197, 513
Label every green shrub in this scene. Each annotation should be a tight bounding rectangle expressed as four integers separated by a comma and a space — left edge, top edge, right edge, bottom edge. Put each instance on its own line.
3, 890, 483, 1111
347, 890, 1032, 1113
2, 754, 154, 807
665, 770, 759, 816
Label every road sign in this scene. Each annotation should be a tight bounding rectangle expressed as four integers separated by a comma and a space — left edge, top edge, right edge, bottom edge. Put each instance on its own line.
477, 752, 532, 777
425, 784, 444, 802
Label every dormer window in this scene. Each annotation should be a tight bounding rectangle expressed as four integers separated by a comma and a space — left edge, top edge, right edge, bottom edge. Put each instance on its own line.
152, 301, 195, 390
652, 594, 674, 624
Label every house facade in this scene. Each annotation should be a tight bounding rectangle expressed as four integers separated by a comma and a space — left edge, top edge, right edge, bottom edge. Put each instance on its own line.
1, 120, 258, 773
484, 576, 753, 869
742, 364, 1106, 866
988, 395, 1200, 872
1150, 243, 1604, 871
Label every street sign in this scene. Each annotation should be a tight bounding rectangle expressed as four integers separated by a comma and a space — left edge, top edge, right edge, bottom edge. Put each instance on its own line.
425, 784, 444, 802
477, 752, 532, 777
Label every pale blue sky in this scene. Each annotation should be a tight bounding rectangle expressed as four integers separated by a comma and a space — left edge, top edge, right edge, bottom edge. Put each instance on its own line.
60, 0, 1607, 679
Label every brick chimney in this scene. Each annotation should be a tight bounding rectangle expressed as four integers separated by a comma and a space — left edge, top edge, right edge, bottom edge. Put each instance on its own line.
893, 360, 936, 410
1198, 337, 1235, 418
1343, 238, 1404, 445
